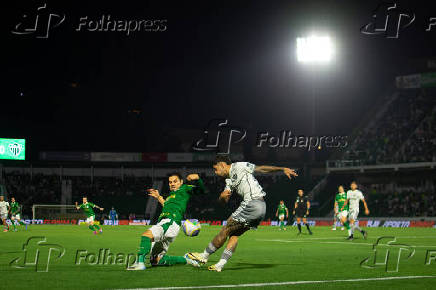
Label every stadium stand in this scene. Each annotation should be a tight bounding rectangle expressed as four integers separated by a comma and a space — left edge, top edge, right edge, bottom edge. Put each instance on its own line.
345, 88, 436, 164
1, 170, 317, 220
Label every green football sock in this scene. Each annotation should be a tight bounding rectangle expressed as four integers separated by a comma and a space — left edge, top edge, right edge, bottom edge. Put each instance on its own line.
94, 224, 101, 230
19, 221, 26, 226
13, 223, 16, 230
344, 221, 350, 230
138, 236, 152, 263
89, 225, 95, 231
157, 255, 187, 266
280, 221, 284, 229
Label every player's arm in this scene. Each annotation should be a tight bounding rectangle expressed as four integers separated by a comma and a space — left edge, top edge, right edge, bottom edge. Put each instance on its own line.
186, 174, 205, 194
334, 201, 338, 215
286, 208, 289, 219
219, 189, 232, 203
362, 198, 370, 215
275, 208, 278, 217
147, 189, 165, 206
306, 201, 311, 215
254, 166, 298, 180
92, 203, 104, 211
75, 202, 80, 210
293, 202, 297, 215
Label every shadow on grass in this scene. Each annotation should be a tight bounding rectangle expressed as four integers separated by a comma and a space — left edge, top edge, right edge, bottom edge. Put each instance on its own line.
224, 262, 296, 270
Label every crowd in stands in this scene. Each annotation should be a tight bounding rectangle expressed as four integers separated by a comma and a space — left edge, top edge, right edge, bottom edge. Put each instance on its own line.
368, 191, 436, 217
4, 172, 61, 209
3, 170, 435, 219
1, 171, 303, 220
346, 88, 436, 164
362, 180, 436, 217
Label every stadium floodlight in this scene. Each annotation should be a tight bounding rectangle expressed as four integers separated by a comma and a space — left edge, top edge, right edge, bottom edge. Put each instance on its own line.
296, 35, 333, 63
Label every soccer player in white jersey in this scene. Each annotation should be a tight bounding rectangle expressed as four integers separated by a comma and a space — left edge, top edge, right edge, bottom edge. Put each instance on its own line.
346, 181, 370, 240
0, 196, 10, 232
188, 155, 297, 272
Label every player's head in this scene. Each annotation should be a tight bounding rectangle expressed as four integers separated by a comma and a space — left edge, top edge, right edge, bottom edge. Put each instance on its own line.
0, 195, 3, 201
82, 196, 88, 203
213, 154, 232, 177
350, 181, 357, 190
298, 189, 304, 196
168, 172, 183, 191
338, 185, 344, 193
11, 197, 15, 202
280, 200, 284, 204
111, 207, 114, 210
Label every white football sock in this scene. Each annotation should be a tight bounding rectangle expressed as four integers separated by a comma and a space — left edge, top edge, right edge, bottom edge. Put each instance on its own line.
215, 258, 227, 268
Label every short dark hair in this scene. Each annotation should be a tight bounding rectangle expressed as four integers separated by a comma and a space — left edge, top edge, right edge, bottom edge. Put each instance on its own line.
168, 172, 183, 181
214, 154, 232, 165
351, 181, 357, 185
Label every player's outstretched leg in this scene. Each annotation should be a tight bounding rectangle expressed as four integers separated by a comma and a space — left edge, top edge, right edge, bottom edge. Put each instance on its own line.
88, 224, 96, 233
153, 255, 200, 267
347, 220, 354, 240
188, 241, 217, 264
188, 218, 240, 266
343, 220, 351, 235
353, 224, 367, 239
94, 223, 103, 234
208, 236, 238, 272
127, 232, 153, 270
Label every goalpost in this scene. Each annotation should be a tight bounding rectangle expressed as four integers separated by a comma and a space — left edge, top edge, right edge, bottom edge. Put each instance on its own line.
32, 204, 83, 220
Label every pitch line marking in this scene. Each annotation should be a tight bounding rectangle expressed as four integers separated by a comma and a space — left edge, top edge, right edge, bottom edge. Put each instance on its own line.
117, 275, 436, 290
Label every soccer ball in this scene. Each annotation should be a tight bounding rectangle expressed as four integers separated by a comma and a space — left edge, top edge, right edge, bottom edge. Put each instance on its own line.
182, 219, 201, 237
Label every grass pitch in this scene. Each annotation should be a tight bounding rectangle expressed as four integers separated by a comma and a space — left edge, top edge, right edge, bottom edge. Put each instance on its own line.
1, 225, 435, 289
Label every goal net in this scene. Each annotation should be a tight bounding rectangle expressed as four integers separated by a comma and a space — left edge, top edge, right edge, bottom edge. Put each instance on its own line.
32, 204, 83, 220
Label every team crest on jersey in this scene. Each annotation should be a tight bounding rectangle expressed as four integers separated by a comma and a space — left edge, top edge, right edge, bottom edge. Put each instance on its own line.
8, 143, 22, 157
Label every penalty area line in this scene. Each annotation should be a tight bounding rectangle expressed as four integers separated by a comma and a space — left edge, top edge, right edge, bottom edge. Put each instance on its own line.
116, 275, 436, 290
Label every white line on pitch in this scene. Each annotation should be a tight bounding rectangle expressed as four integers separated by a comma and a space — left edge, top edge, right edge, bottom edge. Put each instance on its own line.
116, 275, 436, 290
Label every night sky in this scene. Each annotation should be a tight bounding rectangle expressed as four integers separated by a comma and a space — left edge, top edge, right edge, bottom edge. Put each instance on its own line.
3, 0, 436, 158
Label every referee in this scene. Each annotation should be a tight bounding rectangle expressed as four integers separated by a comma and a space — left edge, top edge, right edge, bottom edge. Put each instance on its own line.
293, 189, 312, 235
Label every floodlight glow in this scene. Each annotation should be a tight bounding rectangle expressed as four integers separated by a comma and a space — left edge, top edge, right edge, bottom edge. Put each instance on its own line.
296, 36, 333, 63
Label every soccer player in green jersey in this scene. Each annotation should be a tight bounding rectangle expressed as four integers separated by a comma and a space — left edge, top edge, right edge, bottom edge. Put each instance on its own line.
9, 197, 27, 231
275, 200, 289, 230
127, 172, 205, 270
75, 197, 104, 235
334, 186, 351, 236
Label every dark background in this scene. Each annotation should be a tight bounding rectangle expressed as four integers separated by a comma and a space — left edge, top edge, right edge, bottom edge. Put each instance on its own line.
3, 0, 436, 159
